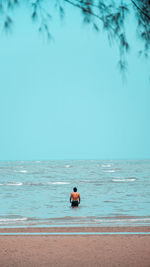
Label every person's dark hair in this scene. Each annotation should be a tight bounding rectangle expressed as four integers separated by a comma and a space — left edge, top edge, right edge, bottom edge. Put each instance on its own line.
73, 187, 77, 192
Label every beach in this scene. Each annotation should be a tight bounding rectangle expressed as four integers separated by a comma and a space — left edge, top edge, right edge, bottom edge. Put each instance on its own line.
0, 161, 150, 266
0, 227, 150, 267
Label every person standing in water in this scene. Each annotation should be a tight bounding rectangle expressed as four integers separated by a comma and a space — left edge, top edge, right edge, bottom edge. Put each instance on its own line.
70, 187, 80, 207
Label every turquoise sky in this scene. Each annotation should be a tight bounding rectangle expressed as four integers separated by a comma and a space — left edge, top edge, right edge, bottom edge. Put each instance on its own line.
0, 5, 150, 160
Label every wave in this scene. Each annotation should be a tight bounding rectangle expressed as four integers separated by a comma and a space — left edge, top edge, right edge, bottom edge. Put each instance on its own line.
14, 170, 28, 173
102, 164, 112, 168
8, 182, 23, 186
94, 218, 150, 223
65, 165, 71, 168
112, 178, 136, 182
0, 182, 23, 186
27, 182, 70, 186
0, 181, 70, 186
27, 182, 46, 186
0, 217, 27, 223
0, 215, 149, 227
104, 170, 116, 173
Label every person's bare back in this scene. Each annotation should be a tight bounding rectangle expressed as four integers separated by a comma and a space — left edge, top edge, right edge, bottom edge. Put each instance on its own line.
70, 187, 80, 207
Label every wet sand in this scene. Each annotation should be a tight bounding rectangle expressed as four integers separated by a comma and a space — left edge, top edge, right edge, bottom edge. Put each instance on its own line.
0, 226, 150, 233
0, 227, 150, 267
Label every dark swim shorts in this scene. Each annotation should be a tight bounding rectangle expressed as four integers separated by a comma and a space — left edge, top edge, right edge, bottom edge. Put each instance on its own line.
71, 201, 79, 207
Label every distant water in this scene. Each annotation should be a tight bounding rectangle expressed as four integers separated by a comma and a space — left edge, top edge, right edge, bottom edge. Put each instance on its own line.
0, 160, 150, 228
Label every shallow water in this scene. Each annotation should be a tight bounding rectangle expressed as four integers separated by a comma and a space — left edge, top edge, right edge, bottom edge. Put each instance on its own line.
0, 160, 150, 227
0, 232, 150, 235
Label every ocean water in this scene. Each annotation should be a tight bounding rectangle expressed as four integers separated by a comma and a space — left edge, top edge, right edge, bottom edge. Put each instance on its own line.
0, 160, 150, 228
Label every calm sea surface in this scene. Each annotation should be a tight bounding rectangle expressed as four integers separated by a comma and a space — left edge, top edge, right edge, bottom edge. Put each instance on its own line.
0, 160, 150, 228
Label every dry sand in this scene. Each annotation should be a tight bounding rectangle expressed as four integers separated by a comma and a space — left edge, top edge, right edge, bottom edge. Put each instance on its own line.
0, 227, 150, 267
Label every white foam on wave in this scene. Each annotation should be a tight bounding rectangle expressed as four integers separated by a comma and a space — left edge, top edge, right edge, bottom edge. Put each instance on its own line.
0, 217, 27, 223
6, 182, 23, 186
23, 182, 70, 186
65, 165, 71, 168
94, 218, 150, 223
19, 170, 28, 173
112, 178, 136, 182
102, 164, 111, 168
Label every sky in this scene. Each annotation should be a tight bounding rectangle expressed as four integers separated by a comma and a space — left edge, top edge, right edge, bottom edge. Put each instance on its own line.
0, 3, 150, 160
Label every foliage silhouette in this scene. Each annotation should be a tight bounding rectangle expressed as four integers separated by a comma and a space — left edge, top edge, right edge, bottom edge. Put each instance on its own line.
0, 0, 150, 73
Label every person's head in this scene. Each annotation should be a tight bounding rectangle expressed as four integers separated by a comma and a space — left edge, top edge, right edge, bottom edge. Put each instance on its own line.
73, 187, 77, 192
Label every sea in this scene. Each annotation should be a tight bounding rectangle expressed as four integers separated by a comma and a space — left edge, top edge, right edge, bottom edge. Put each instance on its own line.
0, 160, 150, 228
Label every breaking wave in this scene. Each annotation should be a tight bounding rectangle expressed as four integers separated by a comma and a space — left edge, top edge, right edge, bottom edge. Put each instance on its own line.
0, 217, 27, 223
112, 178, 136, 182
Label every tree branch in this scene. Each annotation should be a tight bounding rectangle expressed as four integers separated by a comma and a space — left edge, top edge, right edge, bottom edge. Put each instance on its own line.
63, 0, 103, 22
130, 0, 150, 20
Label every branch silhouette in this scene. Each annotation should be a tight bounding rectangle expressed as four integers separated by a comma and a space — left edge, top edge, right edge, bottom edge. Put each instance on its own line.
0, 0, 149, 75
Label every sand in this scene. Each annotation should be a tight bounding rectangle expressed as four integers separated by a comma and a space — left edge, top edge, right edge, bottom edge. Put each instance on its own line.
0, 227, 150, 267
